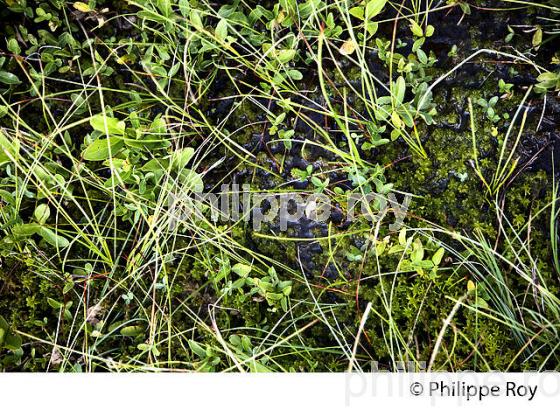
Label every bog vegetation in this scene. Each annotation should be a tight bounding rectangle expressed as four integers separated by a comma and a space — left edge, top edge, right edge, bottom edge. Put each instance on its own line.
0, 0, 559, 371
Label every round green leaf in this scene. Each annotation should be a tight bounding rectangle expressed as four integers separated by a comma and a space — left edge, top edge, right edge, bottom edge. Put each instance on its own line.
34, 203, 51, 225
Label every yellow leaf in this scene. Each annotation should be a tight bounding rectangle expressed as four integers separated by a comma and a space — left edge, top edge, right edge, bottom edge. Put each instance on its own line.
339, 40, 357, 56
73, 2, 92, 13
410, 20, 424, 37
398, 228, 406, 245
391, 111, 403, 129
467, 280, 476, 293
532, 26, 542, 48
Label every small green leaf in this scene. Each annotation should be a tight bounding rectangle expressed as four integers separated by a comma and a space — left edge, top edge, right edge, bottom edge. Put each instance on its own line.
39, 227, 70, 248
190, 10, 203, 30
90, 114, 126, 136
229, 334, 241, 346
137, 343, 150, 352
47, 298, 64, 309
432, 247, 445, 265
120, 325, 144, 337
276, 49, 296, 64
140, 158, 166, 173
4, 333, 22, 351
12, 223, 41, 237
178, 168, 204, 192
82, 137, 124, 161
537, 72, 558, 83
410, 239, 424, 263
7, 38, 21, 55
473, 298, 489, 309
149, 117, 167, 136
412, 37, 425, 52
410, 20, 424, 37
0, 130, 19, 164
232, 263, 252, 278
266, 292, 283, 301
34, 203, 50, 225
0, 71, 21, 85
391, 110, 403, 129
63, 280, 74, 294
416, 260, 434, 269
73, 2, 92, 12
366, 21, 378, 36
0, 315, 8, 331
349, 6, 364, 20
215, 19, 228, 41
425, 25, 435, 37
156, 0, 172, 17
280, 297, 288, 311
231, 278, 246, 290
459, 2, 471, 14
394, 76, 406, 105
365, 0, 387, 19
532, 26, 542, 48
287, 69, 303, 81
417, 49, 428, 65
172, 147, 195, 169
398, 228, 407, 245
188, 339, 207, 358
241, 335, 252, 352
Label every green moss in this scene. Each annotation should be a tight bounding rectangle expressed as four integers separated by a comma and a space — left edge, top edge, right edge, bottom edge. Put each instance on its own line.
0, 256, 60, 370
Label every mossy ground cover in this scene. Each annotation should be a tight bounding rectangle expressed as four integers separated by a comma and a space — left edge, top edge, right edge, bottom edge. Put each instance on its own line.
0, 0, 559, 371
